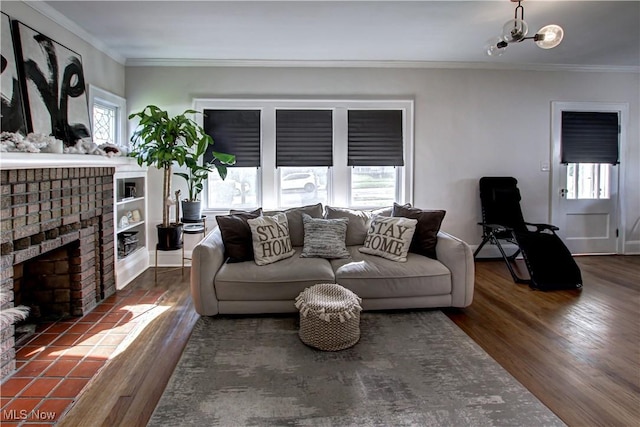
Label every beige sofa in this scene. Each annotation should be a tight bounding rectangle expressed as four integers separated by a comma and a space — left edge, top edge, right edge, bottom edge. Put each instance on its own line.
190, 225, 474, 316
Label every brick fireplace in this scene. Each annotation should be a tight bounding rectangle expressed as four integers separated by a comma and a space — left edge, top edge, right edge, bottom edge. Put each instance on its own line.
0, 166, 116, 379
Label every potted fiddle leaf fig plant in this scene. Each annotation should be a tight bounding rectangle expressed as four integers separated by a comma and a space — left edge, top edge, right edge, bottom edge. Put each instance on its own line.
128, 105, 234, 250
175, 135, 235, 221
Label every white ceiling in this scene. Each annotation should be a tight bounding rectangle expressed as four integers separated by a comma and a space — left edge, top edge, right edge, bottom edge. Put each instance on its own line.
36, 1, 640, 70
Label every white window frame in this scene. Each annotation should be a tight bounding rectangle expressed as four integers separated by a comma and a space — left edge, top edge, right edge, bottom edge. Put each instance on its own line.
88, 85, 128, 149
193, 98, 414, 213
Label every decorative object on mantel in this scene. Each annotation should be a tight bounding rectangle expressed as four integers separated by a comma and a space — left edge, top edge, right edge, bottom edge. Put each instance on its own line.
1, 132, 63, 153
129, 105, 235, 250
64, 138, 120, 156
486, 0, 564, 57
0, 131, 122, 156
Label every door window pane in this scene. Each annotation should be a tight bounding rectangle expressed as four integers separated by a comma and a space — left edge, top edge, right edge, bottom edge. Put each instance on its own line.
566, 163, 611, 200
207, 167, 258, 209
351, 166, 397, 206
279, 167, 328, 208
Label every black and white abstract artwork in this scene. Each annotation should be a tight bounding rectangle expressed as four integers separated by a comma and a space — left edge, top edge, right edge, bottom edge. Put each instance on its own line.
1, 13, 28, 135
14, 21, 91, 146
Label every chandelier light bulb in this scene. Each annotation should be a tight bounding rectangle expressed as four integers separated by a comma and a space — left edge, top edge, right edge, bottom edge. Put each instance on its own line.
502, 18, 528, 43
485, 37, 508, 56
535, 24, 564, 49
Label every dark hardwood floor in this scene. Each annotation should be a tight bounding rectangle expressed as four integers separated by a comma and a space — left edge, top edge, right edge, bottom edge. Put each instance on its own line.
59, 256, 639, 426
445, 256, 640, 427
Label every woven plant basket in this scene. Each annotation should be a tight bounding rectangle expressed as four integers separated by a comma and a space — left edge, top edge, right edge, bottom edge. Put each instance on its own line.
295, 283, 362, 351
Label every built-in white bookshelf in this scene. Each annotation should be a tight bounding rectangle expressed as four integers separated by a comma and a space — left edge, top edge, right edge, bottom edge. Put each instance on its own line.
114, 163, 148, 289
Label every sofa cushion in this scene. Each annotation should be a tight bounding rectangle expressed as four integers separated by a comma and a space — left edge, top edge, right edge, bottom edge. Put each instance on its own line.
264, 203, 324, 247
331, 247, 451, 298
215, 247, 335, 300
324, 207, 371, 246
324, 205, 406, 245
359, 216, 417, 262
392, 203, 445, 260
301, 214, 350, 259
216, 208, 262, 263
247, 213, 295, 265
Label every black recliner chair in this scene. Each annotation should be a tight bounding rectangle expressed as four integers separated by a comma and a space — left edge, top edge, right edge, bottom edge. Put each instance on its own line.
474, 177, 582, 290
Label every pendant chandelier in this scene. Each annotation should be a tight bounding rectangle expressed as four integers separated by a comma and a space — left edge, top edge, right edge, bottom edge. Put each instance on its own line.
486, 0, 564, 57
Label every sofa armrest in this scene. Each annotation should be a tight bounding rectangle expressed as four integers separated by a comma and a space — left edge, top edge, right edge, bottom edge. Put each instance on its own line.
190, 227, 226, 315
436, 231, 475, 307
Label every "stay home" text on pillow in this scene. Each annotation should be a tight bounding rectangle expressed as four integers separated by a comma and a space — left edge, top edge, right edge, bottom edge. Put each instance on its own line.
359, 216, 417, 262
248, 213, 295, 265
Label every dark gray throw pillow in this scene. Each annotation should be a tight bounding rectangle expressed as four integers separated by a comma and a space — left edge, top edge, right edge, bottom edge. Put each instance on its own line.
300, 214, 350, 259
324, 205, 407, 246
216, 208, 262, 263
392, 203, 445, 260
286, 203, 324, 247
264, 203, 324, 247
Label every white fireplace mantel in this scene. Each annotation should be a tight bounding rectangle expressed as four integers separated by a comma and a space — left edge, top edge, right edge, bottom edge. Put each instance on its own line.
0, 153, 138, 170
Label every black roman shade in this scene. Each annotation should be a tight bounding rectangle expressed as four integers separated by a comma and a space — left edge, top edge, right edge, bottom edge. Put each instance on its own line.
275, 110, 333, 167
203, 110, 261, 167
348, 110, 404, 166
561, 111, 619, 164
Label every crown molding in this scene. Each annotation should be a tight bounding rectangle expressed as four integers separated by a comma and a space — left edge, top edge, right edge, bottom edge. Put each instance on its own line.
125, 58, 640, 73
23, 0, 126, 65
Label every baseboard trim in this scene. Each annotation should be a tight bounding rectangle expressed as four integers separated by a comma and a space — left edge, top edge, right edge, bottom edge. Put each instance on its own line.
623, 240, 640, 255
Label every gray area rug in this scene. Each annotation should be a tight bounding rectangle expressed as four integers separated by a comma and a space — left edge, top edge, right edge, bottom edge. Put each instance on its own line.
149, 311, 564, 426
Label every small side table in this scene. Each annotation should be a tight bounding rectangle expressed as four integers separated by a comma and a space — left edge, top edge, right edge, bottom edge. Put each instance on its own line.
181, 217, 207, 274
154, 216, 207, 283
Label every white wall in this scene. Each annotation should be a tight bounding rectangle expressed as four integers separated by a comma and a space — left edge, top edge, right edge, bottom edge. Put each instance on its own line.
125, 66, 639, 254
1, 1, 125, 97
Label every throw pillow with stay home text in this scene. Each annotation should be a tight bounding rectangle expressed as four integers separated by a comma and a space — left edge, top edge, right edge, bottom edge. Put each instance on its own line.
359, 216, 418, 262
247, 213, 295, 266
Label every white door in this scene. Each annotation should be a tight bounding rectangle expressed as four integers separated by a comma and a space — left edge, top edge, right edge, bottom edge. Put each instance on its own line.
555, 162, 619, 254
551, 102, 626, 255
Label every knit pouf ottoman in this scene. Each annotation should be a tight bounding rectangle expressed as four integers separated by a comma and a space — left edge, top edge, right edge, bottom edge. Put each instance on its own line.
295, 283, 362, 351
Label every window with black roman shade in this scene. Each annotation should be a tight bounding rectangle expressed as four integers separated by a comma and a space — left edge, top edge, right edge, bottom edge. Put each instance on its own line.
561, 111, 619, 164
275, 110, 333, 167
202, 110, 261, 167
348, 110, 404, 167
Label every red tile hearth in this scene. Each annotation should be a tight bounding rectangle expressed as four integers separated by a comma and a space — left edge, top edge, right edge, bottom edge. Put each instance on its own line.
0, 288, 166, 426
